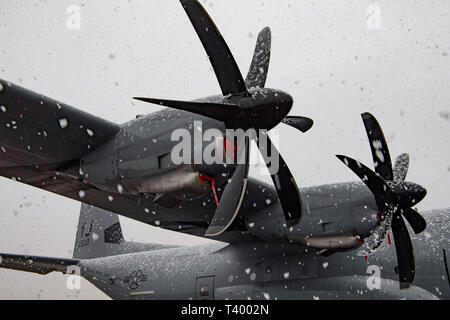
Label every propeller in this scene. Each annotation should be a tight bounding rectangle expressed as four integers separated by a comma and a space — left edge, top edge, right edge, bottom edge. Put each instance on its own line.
336, 112, 427, 289
205, 138, 250, 236
135, 0, 313, 236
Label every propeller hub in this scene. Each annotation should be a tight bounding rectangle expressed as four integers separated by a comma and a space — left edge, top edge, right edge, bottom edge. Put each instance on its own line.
228, 88, 293, 131
388, 181, 427, 208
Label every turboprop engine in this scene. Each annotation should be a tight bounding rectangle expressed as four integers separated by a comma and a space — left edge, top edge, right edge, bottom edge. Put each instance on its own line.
78, 118, 236, 206
79, 0, 316, 237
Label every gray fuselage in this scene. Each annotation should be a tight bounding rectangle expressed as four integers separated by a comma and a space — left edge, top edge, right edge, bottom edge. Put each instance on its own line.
78, 209, 449, 300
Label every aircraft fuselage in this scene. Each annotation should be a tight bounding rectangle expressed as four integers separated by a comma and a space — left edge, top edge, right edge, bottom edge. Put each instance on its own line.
78, 209, 449, 300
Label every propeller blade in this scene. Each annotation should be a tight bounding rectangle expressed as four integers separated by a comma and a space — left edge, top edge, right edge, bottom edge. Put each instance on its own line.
257, 132, 303, 225
361, 112, 393, 181
245, 27, 271, 90
205, 138, 250, 237
393, 153, 410, 181
358, 205, 395, 256
336, 155, 390, 210
133, 97, 240, 122
401, 208, 427, 234
391, 210, 416, 289
180, 0, 248, 96
282, 116, 314, 133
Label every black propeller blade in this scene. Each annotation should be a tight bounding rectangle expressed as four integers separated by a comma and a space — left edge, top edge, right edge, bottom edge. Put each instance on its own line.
246, 29, 305, 225
391, 211, 416, 289
133, 98, 240, 122
401, 208, 427, 235
135, 0, 313, 236
180, 0, 247, 96
393, 153, 409, 182
205, 138, 250, 237
257, 132, 303, 224
336, 112, 427, 289
282, 116, 314, 133
361, 112, 393, 180
335, 155, 390, 210
245, 27, 271, 90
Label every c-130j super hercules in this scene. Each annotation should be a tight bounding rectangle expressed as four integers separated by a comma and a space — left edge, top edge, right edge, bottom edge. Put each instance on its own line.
0, 0, 448, 300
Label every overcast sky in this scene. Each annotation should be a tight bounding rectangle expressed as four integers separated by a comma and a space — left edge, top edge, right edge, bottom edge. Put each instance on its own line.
0, 0, 449, 299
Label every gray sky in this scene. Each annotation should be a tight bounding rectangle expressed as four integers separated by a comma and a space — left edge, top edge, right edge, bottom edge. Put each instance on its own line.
0, 0, 449, 299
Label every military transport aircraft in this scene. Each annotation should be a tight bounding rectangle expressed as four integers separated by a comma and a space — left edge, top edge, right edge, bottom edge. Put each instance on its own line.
0, 0, 448, 300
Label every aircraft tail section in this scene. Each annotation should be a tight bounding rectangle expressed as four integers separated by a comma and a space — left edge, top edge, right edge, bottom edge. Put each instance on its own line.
73, 204, 178, 259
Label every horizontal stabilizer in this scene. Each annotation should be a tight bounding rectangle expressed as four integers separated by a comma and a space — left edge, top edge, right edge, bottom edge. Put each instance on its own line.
0, 253, 78, 275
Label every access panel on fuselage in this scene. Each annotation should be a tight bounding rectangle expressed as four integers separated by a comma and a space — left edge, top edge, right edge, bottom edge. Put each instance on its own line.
195, 276, 215, 300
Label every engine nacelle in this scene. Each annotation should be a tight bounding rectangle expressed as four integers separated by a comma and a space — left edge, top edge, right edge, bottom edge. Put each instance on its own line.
78, 116, 233, 202
121, 166, 210, 200
245, 183, 380, 250
80, 146, 214, 200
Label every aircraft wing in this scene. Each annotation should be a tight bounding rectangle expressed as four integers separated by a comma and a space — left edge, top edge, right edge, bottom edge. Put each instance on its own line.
0, 161, 270, 242
0, 253, 79, 275
0, 81, 273, 242
0, 80, 120, 169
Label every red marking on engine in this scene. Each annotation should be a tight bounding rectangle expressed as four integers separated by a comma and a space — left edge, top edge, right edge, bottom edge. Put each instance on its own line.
224, 138, 237, 161
356, 236, 365, 244
364, 256, 368, 260
387, 233, 391, 245
199, 174, 219, 207
210, 179, 219, 207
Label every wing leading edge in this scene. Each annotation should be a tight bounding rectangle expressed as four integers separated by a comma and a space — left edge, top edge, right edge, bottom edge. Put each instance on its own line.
0, 80, 120, 168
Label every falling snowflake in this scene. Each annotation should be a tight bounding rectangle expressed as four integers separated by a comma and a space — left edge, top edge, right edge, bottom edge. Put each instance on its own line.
59, 118, 69, 129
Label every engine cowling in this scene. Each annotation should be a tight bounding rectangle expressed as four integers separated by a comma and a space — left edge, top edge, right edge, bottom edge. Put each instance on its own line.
245, 183, 380, 250
79, 120, 235, 202
121, 165, 210, 200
